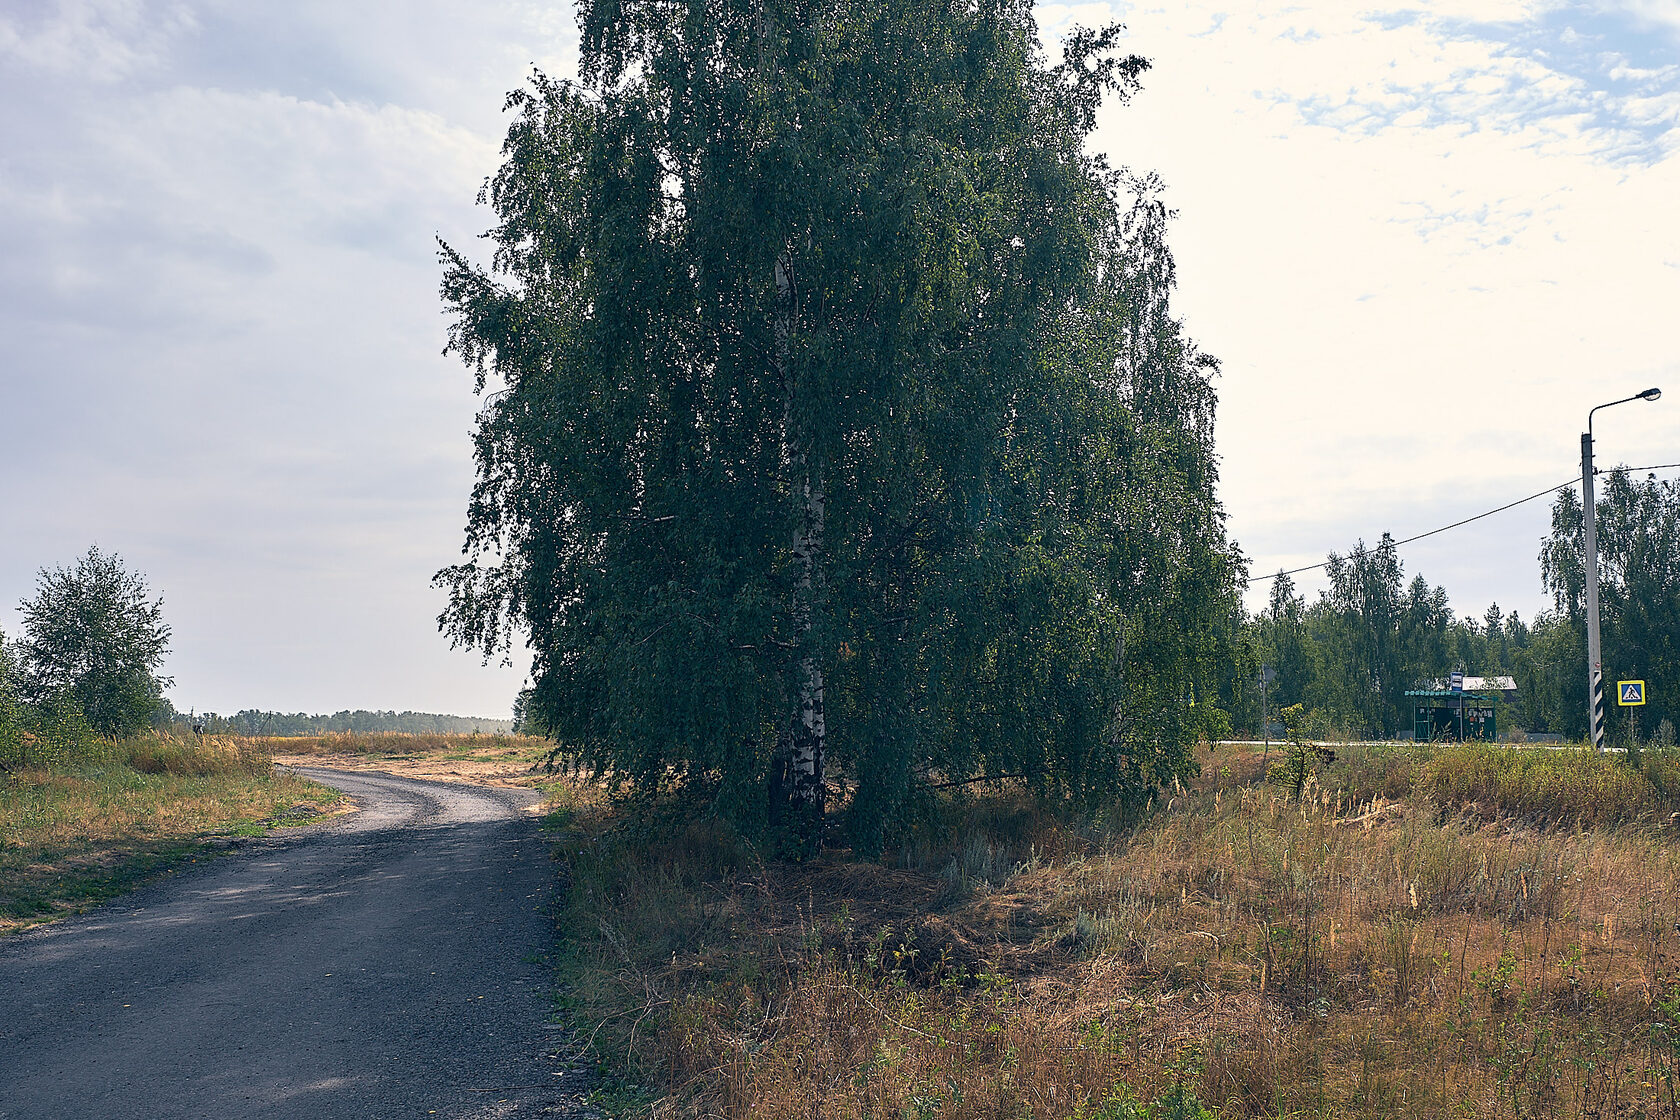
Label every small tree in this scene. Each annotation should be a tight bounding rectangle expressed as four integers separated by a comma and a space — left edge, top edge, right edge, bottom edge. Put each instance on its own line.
16, 546, 172, 739
1269, 703, 1335, 798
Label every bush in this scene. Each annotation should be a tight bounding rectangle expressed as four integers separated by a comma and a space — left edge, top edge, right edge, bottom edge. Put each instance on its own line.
0, 693, 101, 771
0, 629, 21, 760
1267, 704, 1337, 797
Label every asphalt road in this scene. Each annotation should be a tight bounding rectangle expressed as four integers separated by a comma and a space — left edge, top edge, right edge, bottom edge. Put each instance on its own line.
0, 768, 592, 1119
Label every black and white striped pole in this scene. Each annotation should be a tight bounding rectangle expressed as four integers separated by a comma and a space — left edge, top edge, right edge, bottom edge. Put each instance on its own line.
1582, 388, 1662, 750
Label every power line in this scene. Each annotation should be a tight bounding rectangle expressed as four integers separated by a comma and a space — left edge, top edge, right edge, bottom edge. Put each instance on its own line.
1248, 461, 1680, 586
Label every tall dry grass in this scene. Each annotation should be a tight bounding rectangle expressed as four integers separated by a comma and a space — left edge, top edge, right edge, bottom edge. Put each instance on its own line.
124, 731, 275, 776
1, 731, 337, 929
265, 730, 551, 757
550, 743, 1680, 1118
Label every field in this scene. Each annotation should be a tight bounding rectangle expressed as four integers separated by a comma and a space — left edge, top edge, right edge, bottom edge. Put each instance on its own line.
0, 732, 343, 932
548, 740, 1680, 1119
267, 729, 558, 786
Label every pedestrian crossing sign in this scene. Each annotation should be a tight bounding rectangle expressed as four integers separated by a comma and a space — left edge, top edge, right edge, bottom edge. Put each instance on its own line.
1618, 680, 1646, 706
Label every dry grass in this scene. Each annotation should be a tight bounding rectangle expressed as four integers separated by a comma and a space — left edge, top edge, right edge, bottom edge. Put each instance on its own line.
0, 732, 342, 931
549, 743, 1680, 1119
268, 731, 558, 787
262, 729, 526, 756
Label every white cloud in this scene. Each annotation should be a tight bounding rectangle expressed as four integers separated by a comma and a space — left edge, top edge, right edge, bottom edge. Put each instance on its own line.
1617, 0, 1680, 32
1086, 1, 1680, 615
0, 0, 196, 81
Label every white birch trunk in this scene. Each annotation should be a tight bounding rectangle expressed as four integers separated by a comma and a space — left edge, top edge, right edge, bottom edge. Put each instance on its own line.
774, 252, 826, 814
789, 475, 825, 807
1109, 624, 1127, 769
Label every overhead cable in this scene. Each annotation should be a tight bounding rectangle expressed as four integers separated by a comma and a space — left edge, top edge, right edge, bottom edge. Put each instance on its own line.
1247, 461, 1680, 586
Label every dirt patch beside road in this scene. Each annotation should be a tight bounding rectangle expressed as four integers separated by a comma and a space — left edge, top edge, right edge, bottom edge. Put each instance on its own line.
273, 750, 550, 789
268, 732, 557, 790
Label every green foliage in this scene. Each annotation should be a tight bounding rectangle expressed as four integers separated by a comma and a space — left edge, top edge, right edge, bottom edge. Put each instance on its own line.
1075, 1082, 1217, 1120
15, 546, 172, 740
0, 627, 22, 762
1310, 534, 1409, 733
1538, 469, 1680, 738
25, 692, 98, 762
510, 686, 542, 735
0, 665, 100, 771
436, 0, 1239, 847
1267, 702, 1335, 797
173, 708, 515, 736
1506, 610, 1578, 735
1240, 539, 1541, 739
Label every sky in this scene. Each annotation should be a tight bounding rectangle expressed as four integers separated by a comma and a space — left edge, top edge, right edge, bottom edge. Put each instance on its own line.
1, 0, 1675, 718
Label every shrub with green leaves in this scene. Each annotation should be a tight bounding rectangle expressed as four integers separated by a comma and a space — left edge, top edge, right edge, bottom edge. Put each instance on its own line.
1269, 702, 1335, 797
0, 627, 22, 765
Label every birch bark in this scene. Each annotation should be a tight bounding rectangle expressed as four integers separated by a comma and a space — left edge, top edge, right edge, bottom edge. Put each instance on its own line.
773, 252, 826, 825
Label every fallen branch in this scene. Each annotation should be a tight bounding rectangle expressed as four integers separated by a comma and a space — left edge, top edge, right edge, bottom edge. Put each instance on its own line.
1335, 799, 1401, 829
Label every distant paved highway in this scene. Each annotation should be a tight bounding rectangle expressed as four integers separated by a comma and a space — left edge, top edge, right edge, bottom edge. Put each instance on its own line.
0, 769, 589, 1119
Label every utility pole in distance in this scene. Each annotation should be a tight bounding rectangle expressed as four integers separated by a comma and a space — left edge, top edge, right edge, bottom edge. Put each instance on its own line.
1582, 387, 1662, 750
1581, 429, 1604, 750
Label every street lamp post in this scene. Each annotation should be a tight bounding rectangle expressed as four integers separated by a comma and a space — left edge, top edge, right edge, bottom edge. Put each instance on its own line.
1582, 387, 1662, 750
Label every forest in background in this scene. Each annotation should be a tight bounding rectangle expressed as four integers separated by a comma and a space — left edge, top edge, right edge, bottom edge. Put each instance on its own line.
1219, 467, 1679, 745
0, 546, 513, 766
160, 706, 515, 737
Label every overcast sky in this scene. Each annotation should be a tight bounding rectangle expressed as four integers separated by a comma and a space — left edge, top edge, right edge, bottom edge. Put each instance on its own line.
2, 1, 1675, 718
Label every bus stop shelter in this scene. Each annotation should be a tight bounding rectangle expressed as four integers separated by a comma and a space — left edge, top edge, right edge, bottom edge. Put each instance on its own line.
1405, 689, 1497, 742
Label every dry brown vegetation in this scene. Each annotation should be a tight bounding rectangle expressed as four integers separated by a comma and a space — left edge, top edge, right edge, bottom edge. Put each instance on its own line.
549, 742, 1680, 1118
269, 730, 556, 786
1, 732, 342, 931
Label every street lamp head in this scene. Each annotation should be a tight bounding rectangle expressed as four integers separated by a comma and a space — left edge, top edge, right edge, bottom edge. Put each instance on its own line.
1640, 387, 1662, 402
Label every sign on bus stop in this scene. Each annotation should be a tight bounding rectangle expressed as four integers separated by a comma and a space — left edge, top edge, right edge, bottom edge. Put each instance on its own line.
1619, 680, 1647, 707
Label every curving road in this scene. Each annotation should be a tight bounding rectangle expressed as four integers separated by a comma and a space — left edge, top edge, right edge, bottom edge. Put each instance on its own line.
0, 769, 590, 1119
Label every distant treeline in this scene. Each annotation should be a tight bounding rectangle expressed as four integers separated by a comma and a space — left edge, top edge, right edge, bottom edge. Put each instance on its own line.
1218, 468, 1679, 744
165, 706, 515, 737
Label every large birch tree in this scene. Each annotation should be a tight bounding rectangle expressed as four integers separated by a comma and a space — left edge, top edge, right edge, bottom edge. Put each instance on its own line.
436, 0, 1239, 851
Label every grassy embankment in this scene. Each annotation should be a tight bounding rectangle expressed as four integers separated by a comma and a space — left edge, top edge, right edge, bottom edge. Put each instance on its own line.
547, 741, 1680, 1119
0, 732, 343, 932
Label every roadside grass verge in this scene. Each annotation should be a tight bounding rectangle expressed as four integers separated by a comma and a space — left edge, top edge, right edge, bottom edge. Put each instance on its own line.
547, 741, 1680, 1118
267, 730, 555, 763
0, 732, 341, 932
263, 731, 559, 789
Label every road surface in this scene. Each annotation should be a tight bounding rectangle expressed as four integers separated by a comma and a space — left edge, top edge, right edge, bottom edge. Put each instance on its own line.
0, 768, 591, 1119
